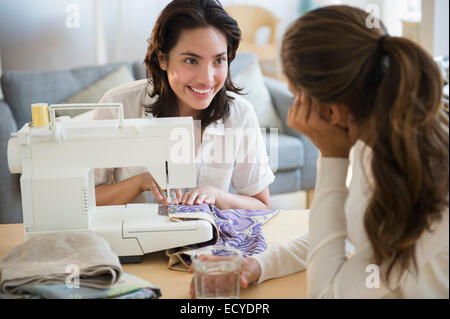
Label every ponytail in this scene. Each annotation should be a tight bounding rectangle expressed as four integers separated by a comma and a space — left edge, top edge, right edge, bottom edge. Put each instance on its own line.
364, 36, 449, 283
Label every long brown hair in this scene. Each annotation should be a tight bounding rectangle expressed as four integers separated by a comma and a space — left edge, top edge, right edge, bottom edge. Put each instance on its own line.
282, 5, 449, 284
144, 0, 242, 128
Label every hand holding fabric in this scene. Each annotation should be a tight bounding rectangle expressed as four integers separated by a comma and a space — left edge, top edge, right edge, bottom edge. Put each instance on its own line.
181, 185, 219, 206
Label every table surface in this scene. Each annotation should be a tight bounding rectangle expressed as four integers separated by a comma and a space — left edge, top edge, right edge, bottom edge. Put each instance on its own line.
0, 210, 309, 299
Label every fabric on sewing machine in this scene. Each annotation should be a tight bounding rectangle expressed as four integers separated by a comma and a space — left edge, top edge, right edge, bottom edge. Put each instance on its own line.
166, 204, 280, 271
0, 272, 161, 299
0, 232, 122, 294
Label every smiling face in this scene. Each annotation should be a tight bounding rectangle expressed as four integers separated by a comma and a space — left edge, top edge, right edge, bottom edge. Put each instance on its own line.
158, 27, 228, 118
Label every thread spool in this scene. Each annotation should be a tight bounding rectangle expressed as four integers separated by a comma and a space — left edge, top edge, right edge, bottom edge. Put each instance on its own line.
31, 103, 49, 127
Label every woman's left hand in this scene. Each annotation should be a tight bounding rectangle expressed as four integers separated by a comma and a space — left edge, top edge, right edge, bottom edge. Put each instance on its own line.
181, 185, 220, 205
287, 92, 360, 158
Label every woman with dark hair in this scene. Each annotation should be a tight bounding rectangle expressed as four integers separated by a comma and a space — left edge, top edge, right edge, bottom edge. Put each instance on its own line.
93, 0, 274, 210
191, 5, 449, 298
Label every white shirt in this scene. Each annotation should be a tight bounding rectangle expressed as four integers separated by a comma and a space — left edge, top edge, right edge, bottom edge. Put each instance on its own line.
253, 140, 449, 299
92, 79, 275, 203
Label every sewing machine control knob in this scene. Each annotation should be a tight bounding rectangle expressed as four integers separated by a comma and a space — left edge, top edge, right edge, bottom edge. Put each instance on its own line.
7, 138, 22, 174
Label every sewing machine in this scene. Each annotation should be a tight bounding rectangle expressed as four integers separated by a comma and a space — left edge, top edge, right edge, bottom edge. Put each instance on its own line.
7, 103, 213, 262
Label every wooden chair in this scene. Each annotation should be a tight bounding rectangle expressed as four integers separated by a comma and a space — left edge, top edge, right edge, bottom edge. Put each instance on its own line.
225, 5, 283, 80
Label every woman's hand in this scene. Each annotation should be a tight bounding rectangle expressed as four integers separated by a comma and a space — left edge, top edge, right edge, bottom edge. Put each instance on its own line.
239, 257, 262, 288
181, 185, 220, 205
139, 173, 183, 205
287, 92, 360, 158
188, 256, 262, 298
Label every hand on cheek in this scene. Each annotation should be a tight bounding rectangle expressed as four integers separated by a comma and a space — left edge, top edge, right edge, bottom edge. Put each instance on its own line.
287, 92, 359, 158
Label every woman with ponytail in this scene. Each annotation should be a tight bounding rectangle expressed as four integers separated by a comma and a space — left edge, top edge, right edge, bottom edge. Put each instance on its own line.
190, 5, 449, 298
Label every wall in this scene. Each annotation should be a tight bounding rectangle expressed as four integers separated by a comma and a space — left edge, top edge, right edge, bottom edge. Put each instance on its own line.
0, 0, 448, 73
0, 0, 97, 71
318, 0, 414, 36
322, 0, 449, 56
433, 0, 449, 56
0, 0, 299, 72
0, 0, 173, 72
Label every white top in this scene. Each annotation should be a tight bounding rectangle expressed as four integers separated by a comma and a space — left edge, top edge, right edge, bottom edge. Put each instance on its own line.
92, 79, 275, 203
253, 140, 449, 299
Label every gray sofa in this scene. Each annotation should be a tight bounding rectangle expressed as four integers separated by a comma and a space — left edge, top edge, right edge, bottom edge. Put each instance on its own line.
0, 53, 318, 224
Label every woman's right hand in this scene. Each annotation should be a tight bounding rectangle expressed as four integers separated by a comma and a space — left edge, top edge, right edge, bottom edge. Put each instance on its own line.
138, 173, 183, 205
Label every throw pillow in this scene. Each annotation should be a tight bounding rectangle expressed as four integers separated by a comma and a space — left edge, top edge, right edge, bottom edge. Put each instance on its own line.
232, 60, 284, 131
56, 65, 134, 117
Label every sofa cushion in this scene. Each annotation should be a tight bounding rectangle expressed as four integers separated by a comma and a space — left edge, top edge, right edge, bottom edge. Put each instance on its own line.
0, 100, 22, 223
264, 76, 319, 190
132, 62, 147, 80
269, 169, 302, 195
233, 59, 284, 131
230, 52, 256, 76
57, 66, 135, 117
265, 133, 305, 172
1, 63, 135, 127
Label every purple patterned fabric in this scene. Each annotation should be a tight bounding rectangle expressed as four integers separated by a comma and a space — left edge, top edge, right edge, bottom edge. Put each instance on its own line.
170, 204, 280, 257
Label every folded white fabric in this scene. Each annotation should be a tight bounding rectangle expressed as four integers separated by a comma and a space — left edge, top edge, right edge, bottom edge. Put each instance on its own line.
0, 232, 122, 294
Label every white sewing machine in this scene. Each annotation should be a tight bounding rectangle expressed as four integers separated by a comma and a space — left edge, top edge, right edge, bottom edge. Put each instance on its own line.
7, 103, 213, 262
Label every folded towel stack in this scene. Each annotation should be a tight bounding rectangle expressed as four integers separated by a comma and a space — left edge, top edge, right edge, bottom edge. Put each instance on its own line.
0, 231, 122, 294
0, 272, 161, 299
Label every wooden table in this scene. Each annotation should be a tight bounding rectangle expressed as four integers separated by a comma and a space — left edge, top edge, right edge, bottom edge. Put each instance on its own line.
0, 210, 309, 299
